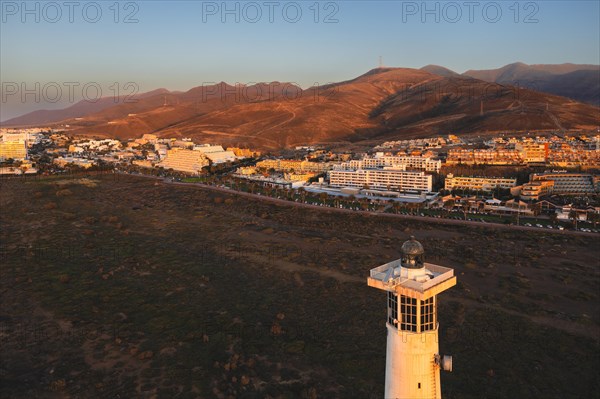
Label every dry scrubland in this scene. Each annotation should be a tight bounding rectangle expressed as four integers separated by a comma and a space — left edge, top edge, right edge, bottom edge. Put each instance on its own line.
0, 174, 599, 398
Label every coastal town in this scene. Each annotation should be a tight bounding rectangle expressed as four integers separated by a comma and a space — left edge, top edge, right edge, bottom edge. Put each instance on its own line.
2, 128, 600, 232
3, 0, 600, 396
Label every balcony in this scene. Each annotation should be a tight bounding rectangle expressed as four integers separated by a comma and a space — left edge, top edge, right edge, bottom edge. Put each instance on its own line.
368, 260, 456, 299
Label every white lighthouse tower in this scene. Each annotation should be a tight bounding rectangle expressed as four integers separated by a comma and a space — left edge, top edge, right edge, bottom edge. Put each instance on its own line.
368, 236, 456, 399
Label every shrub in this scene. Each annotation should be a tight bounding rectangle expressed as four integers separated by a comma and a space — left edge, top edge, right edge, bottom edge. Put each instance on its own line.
56, 189, 73, 197
43, 202, 58, 210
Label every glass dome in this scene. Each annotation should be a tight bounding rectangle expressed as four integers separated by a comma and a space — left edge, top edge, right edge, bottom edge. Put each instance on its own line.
400, 236, 425, 269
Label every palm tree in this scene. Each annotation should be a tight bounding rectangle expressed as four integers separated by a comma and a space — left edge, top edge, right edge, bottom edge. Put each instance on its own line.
443, 199, 455, 212
298, 187, 305, 200
588, 212, 600, 229
568, 209, 578, 230
461, 201, 469, 220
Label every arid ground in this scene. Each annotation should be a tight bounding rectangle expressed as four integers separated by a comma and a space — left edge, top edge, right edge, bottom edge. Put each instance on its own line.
1, 174, 598, 398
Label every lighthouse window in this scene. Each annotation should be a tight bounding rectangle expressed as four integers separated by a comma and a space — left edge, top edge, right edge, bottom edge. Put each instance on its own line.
421, 296, 436, 332
387, 292, 398, 327
399, 295, 417, 332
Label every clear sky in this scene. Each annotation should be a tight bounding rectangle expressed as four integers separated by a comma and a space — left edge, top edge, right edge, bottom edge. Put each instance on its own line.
1, 0, 599, 120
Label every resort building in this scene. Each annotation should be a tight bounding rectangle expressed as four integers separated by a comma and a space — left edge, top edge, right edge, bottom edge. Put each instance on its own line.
159, 148, 209, 174
518, 180, 555, 201
329, 167, 433, 192
444, 174, 517, 192
518, 172, 598, 200
531, 172, 597, 194
515, 142, 549, 164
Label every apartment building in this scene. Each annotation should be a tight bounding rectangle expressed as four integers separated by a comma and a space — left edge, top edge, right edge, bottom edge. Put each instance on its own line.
547, 145, 600, 168
256, 159, 334, 173
343, 154, 441, 172
0, 140, 27, 161
445, 148, 522, 165
515, 142, 549, 163
375, 137, 447, 149
227, 147, 261, 158
284, 172, 316, 182
444, 174, 517, 191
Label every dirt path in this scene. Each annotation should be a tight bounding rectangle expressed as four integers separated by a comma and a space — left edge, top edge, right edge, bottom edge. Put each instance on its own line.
236, 251, 363, 284
254, 103, 297, 135
451, 297, 599, 341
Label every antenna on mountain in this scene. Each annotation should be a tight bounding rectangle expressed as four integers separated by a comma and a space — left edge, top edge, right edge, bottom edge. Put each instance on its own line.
379, 56, 383, 69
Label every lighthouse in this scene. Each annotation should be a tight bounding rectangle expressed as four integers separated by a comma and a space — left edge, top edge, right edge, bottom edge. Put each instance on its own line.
368, 236, 456, 399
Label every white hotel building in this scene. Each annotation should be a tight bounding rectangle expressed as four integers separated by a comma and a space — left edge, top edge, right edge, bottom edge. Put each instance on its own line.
329, 167, 433, 192
328, 154, 436, 192
159, 148, 209, 174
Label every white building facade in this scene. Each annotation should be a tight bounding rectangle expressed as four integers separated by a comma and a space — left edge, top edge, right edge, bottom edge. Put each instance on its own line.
194, 144, 237, 164
329, 168, 433, 192
340, 154, 441, 173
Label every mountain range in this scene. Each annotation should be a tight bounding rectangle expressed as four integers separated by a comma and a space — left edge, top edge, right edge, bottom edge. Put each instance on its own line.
459, 62, 600, 105
2, 63, 599, 150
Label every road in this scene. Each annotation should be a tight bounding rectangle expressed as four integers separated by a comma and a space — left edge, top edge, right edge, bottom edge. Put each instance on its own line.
118, 172, 598, 238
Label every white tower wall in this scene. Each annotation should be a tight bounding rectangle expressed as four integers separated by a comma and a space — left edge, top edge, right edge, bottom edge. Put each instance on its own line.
385, 325, 441, 399
368, 238, 455, 399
